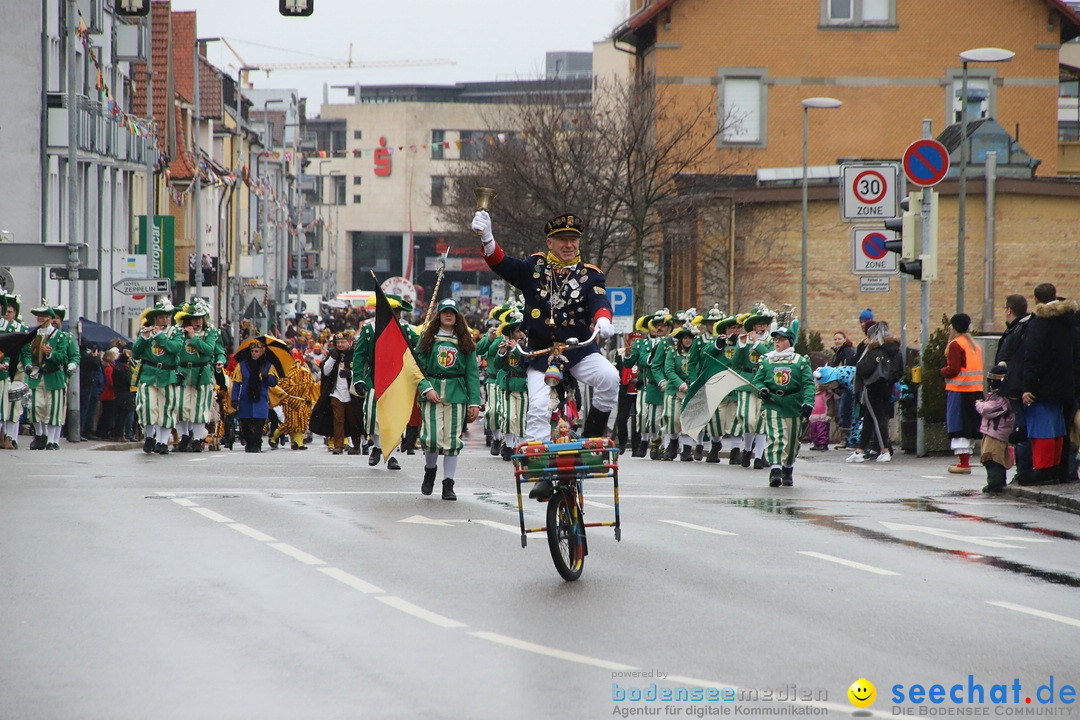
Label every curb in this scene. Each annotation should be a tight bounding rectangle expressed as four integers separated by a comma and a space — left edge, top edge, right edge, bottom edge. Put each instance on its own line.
1005, 485, 1080, 516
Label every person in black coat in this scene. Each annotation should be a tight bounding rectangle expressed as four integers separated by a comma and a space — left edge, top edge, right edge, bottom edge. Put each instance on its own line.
994, 293, 1032, 483
310, 333, 363, 455
849, 321, 903, 462
1020, 283, 1078, 484
110, 353, 135, 441
829, 330, 858, 435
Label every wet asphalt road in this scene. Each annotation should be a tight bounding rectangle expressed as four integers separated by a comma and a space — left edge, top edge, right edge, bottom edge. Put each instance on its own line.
2, 436, 1078, 719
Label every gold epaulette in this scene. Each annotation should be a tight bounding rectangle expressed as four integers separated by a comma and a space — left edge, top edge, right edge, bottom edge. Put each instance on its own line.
584, 263, 602, 273
530, 252, 546, 258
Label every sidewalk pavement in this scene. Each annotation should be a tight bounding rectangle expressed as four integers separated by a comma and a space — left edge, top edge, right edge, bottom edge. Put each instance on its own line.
11, 436, 1080, 517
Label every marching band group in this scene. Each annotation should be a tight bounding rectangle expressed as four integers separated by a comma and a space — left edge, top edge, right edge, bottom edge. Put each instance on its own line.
0, 210, 817, 491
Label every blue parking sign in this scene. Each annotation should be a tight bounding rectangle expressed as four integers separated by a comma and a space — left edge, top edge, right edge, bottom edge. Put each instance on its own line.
608, 286, 633, 333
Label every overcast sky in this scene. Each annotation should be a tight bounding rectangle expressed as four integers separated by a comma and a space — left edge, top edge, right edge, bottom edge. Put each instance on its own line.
171, 0, 629, 115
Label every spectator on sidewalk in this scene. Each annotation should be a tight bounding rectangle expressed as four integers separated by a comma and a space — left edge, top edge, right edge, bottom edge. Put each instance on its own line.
977, 363, 1015, 494
941, 313, 984, 475
829, 330, 858, 439
1020, 283, 1078, 485
994, 293, 1032, 483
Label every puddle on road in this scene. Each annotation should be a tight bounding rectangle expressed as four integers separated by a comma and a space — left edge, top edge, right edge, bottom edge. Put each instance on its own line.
728, 497, 1080, 587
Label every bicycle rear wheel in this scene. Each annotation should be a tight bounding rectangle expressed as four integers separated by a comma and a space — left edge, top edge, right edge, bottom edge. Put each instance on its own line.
546, 489, 585, 581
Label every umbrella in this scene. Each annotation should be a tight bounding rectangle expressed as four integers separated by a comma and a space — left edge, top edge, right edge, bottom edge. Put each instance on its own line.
61, 317, 134, 350
235, 334, 294, 376
679, 367, 756, 439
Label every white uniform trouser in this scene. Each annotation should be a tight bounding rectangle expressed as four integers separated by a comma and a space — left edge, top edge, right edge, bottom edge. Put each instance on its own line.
525, 353, 619, 442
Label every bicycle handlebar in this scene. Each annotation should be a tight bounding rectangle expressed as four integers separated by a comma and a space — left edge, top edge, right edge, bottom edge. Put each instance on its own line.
512, 326, 602, 358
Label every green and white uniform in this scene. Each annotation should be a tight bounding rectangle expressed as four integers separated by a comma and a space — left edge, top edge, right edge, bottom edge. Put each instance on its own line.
0, 309, 29, 441
175, 327, 226, 441
662, 339, 694, 447
416, 331, 481, 457
133, 326, 183, 444
21, 322, 73, 442
753, 348, 814, 469
490, 340, 528, 448
352, 317, 420, 457
733, 332, 773, 459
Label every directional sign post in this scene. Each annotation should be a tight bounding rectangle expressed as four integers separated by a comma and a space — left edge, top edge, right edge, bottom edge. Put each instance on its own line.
112, 277, 172, 295
851, 228, 899, 275
608, 286, 634, 334
903, 139, 950, 187
841, 163, 898, 221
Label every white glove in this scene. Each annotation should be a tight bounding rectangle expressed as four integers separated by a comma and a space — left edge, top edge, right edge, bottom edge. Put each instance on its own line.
595, 316, 614, 340
471, 210, 495, 255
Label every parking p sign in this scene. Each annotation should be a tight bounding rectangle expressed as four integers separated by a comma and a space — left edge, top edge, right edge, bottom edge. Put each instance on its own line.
608, 286, 634, 333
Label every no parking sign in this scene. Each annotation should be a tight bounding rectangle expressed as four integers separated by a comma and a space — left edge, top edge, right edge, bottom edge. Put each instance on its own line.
851, 228, 898, 275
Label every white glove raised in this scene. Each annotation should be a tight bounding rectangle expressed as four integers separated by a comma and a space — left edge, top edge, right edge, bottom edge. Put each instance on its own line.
595, 316, 615, 340
471, 210, 495, 255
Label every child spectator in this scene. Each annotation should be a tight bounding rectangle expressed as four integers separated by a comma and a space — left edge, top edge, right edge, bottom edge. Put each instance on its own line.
976, 363, 1015, 494
808, 382, 831, 451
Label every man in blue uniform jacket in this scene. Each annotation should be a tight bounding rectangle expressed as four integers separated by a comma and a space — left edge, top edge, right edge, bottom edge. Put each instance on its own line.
472, 210, 619, 470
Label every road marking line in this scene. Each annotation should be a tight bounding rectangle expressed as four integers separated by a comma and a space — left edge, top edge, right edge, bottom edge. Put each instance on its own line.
473, 519, 521, 535
660, 519, 737, 536
798, 551, 900, 576
26, 474, 78, 478
227, 523, 276, 542
156, 492, 176, 497
189, 457, 209, 462
986, 601, 1080, 628
377, 596, 466, 628
470, 631, 636, 671
318, 567, 384, 595
191, 507, 233, 523
170, 498, 198, 507
268, 542, 325, 566
584, 499, 613, 509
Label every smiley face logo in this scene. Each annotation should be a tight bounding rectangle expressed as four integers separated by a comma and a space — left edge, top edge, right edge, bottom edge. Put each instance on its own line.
848, 678, 876, 709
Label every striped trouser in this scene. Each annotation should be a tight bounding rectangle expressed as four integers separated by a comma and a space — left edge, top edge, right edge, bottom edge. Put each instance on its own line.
662, 392, 686, 436
136, 383, 180, 430
177, 384, 215, 424
499, 390, 528, 437
363, 391, 377, 436
731, 391, 762, 436
29, 386, 66, 426
0, 377, 24, 423
484, 381, 499, 431
279, 396, 312, 436
708, 400, 738, 438
640, 398, 664, 435
419, 400, 466, 456
761, 409, 803, 468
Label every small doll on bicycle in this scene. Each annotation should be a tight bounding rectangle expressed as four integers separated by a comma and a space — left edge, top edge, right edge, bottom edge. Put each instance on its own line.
552, 417, 579, 444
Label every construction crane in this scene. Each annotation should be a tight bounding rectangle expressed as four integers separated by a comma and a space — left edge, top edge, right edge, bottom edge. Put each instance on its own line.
219, 38, 454, 87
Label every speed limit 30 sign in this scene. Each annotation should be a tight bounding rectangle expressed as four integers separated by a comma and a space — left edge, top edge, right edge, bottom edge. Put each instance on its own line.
841, 163, 899, 221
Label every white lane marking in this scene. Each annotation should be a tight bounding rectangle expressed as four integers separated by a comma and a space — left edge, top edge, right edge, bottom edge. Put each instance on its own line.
798, 551, 900, 576
398, 515, 519, 534
659, 519, 737, 536
880, 521, 1040, 549
987, 601, 1080, 628
189, 457, 210, 462
191, 507, 233, 523
921, 475, 947, 479
156, 492, 176, 497
170, 498, 198, 507
666, 675, 890, 718
26, 474, 78, 478
470, 631, 637, 671
267, 542, 325, 566
227, 523, 276, 542
377, 596, 466, 628
318, 567, 384, 595
584, 499, 613, 509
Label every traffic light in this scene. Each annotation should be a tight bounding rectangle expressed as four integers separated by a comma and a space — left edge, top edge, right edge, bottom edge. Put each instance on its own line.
279, 0, 314, 16
115, 0, 150, 17
883, 192, 937, 280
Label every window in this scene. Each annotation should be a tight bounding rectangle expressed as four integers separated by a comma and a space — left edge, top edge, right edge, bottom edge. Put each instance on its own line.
353, 129, 362, 140
459, 130, 486, 160
353, 194, 362, 204
331, 129, 346, 152
431, 176, 445, 206
353, 176, 362, 185
950, 77, 991, 123
822, 0, 893, 26
332, 175, 346, 205
720, 76, 764, 145
431, 129, 445, 160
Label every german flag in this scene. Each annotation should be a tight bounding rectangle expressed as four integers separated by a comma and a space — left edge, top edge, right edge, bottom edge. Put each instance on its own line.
373, 283, 425, 463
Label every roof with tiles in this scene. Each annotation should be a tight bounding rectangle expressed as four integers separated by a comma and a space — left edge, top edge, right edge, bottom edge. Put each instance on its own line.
130, 0, 173, 127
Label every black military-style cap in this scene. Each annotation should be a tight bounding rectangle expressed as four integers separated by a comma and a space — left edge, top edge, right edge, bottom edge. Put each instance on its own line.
544, 213, 585, 238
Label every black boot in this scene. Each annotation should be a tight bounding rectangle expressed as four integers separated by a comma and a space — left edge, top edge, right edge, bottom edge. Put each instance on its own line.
693, 444, 703, 461
729, 448, 741, 465
663, 439, 678, 461
31, 434, 47, 450
632, 439, 647, 457
648, 437, 661, 460
741, 450, 752, 468
489, 438, 502, 456
421, 467, 437, 495
781, 466, 794, 487
177, 434, 191, 453
441, 478, 457, 501
706, 442, 722, 463
485, 427, 492, 447
368, 446, 382, 466
679, 444, 694, 461
143, 436, 155, 454
581, 409, 611, 439
753, 457, 766, 470
769, 468, 782, 487
403, 425, 419, 455
501, 445, 513, 461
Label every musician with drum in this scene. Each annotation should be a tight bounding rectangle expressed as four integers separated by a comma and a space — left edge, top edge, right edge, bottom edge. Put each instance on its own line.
0, 292, 29, 449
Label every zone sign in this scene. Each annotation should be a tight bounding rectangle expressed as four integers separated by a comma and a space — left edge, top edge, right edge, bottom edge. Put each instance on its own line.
841, 163, 899, 222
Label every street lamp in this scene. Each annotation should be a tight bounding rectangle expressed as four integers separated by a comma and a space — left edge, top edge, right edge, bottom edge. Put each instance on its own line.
328, 170, 344, 295
956, 47, 1013, 314
800, 97, 842, 334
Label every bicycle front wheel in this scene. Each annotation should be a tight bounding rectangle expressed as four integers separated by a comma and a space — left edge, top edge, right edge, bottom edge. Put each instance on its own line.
546, 490, 585, 581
